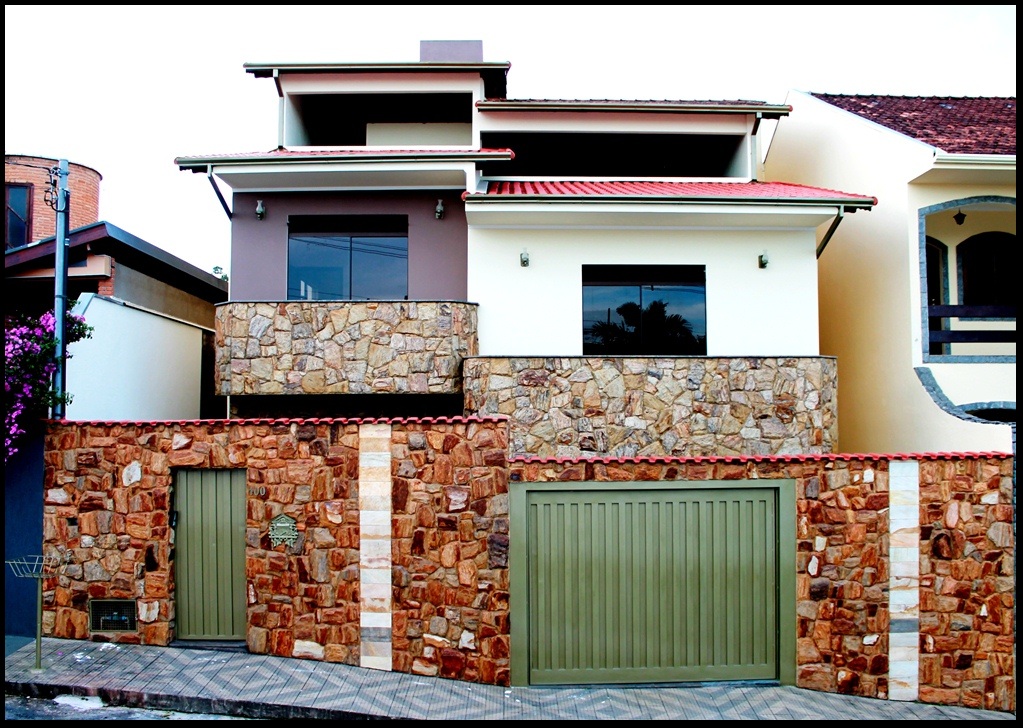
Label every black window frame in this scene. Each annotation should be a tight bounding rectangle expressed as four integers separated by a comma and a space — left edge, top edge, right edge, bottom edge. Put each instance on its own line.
6, 182, 33, 250
286, 215, 409, 301
582, 264, 707, 356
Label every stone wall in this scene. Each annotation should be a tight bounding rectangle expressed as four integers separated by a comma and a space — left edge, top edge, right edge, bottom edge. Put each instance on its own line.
390, 422, 511, 684
216, 301, 478, 396
37, 420, 1013, 711
918, 457, 1015, 711
464, 356, 837, 458
511, 453, 1013, 713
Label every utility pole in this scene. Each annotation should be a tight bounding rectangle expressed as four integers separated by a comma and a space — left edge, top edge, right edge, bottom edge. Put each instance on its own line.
50, 159, 70, 419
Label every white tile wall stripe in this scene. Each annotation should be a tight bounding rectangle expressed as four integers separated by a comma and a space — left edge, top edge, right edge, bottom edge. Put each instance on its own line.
359, 422, 393, 672
887, 459, 920, 702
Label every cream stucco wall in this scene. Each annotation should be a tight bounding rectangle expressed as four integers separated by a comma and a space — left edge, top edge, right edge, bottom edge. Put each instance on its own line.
66, 295, 206, 420
466, 214, 823, 357
765, 90, 1014, 453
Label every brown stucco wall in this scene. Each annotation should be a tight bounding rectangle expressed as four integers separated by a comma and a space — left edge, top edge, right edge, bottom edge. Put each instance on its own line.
229, 191, 468, 301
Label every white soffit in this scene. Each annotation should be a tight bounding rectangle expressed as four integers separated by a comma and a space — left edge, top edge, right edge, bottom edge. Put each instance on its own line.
464, 202, 844, 229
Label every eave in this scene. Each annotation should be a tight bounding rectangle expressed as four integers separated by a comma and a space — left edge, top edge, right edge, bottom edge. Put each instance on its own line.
912, 153, 1016, 185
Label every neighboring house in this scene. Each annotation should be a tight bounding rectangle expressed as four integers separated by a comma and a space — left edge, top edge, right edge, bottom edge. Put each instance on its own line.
4, 220, 229, 420
5, 155, 228, 639
26, 46, 1015, 714
764, 93, 1015, 454
6, 153, 102, 250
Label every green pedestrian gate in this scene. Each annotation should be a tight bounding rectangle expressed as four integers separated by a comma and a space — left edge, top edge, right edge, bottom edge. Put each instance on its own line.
510, 480, 795, 686
173, 469, 247, 640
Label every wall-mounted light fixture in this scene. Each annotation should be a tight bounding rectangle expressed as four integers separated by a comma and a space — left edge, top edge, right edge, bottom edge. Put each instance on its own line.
758, 251, 769, 269
953, 209, 966, 226
435, 199, 445, 219
520, 250, 530, 267
255, 200, 266, 220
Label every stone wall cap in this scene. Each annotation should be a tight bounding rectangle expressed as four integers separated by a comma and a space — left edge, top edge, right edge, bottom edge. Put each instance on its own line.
50, 415, 509, 427
509, 451, 1013, 464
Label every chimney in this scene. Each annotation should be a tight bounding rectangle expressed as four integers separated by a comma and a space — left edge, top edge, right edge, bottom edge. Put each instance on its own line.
420, 40, 483, 62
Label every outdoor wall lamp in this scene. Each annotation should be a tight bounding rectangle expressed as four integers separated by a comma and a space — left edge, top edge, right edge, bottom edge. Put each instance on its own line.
520, 250, 530, 267
758, 251, 769, 269
953, 209, 966, 226
435, 199, 445, 219
255, 200, 266, 220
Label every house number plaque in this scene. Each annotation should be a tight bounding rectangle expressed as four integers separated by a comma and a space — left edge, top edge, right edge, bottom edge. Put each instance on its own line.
268, 514, 299, 548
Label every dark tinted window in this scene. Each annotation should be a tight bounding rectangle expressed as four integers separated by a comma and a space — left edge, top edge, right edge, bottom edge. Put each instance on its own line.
583, 265, 706, 355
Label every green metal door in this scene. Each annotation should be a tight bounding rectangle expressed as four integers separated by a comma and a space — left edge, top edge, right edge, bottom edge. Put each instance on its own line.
174, 469, 247, 640
514, 481, 792, 686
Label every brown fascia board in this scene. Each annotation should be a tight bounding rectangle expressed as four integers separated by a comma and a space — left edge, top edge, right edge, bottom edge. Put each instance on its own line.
244, 61, 511, 99
475, 100, 792, 117
5, 222, 229, 303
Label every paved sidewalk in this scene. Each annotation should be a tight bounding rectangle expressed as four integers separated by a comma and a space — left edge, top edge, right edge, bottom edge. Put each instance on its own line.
4, 637, 1014, 720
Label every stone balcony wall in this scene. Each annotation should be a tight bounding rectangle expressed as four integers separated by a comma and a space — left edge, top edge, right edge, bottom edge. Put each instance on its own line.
216, 301, 478, 396
463, 356, 837, 458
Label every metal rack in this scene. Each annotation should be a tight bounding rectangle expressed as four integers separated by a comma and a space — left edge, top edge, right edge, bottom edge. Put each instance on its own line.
6, 554, 63, 671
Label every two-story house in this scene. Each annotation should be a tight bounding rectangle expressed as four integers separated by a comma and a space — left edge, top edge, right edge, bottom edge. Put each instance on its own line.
176, 40, 875, 459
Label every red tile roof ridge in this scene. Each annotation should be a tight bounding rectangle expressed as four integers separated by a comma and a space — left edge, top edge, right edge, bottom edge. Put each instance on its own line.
50, 415, 509, 427
508, 451, 1013, 464
178, 148, 514, 159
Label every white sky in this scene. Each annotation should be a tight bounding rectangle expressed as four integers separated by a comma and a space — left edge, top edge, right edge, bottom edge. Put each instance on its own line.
5, 4, 1016, 277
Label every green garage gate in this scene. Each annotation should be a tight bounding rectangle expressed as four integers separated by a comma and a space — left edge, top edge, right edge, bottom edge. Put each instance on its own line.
510, 480, 795, 686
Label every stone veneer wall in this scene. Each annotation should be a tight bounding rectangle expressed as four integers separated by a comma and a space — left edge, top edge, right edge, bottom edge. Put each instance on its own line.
389, 421, 511, 684
216, 301, 478, 396
464, 356, 837, 458
511, 453, 1014, 713
37, 421, 1012, 712
918, 458, 1015, 711
40, 417, 510, 685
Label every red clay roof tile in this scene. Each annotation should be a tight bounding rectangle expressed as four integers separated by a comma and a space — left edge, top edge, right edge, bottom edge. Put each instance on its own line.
811, 94, 1016, 155
472, 180, 876, 204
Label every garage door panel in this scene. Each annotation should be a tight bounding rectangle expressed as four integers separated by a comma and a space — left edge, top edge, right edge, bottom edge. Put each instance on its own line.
526, 487, 778, 685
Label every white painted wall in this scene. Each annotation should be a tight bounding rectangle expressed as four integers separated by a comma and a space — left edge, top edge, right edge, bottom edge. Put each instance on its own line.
66, 295, 206, 421
764, 90, 1014, 453
466, 212, 822, 357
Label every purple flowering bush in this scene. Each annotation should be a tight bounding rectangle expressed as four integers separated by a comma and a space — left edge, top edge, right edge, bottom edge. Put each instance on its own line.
4, 307, 92, 461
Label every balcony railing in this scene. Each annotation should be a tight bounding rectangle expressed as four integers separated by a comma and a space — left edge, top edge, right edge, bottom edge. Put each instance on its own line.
927, 305, 1016, 351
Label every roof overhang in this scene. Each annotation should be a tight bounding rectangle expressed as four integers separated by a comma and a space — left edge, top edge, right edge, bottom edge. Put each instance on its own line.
912, 153, 1016, 185
5, 222, 229, 302
464, 200, 858, 230
176, 150, 514, 193
244, 62, 511, 99
476, 100, 791, 118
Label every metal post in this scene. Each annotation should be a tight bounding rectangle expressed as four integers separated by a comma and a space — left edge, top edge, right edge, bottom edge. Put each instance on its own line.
35, 578, 43, 670
51, 160, 71, 419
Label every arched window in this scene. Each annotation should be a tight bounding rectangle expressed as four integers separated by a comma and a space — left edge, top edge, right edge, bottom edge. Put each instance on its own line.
958, 232, 1014, 306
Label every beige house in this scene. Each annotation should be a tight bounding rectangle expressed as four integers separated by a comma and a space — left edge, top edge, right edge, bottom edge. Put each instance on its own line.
765, 93, 1015, 454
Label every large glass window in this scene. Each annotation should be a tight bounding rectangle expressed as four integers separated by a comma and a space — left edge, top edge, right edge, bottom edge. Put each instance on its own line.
6, 183, 32, 250
583, 264, 706, 355
287, 215, 408, 300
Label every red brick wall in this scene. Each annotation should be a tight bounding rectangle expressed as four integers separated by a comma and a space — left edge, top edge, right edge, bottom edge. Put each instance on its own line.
5, 155, 101, 242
